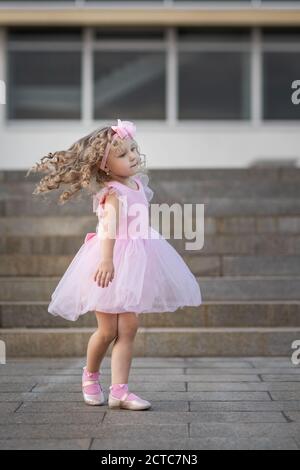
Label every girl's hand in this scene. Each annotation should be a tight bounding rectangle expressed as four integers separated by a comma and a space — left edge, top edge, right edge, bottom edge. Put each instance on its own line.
94, 258, 114, 288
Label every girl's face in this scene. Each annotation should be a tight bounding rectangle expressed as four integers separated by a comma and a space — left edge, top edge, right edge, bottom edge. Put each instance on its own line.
105, 138, 140, 178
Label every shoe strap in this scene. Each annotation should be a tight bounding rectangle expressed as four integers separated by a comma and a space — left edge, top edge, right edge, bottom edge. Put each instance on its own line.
120, 391, 129, 401
83, 379, 100, 387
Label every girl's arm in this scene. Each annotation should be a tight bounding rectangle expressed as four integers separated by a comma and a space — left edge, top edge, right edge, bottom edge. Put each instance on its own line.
93, 193, 120, 288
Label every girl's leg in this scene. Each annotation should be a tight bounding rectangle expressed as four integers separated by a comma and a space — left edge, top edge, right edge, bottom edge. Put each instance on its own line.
86, 311, 118, 373
111, 312, 139, 384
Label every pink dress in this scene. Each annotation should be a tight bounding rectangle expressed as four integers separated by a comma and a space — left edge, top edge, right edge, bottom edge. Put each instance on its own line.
48, 174, 202, 321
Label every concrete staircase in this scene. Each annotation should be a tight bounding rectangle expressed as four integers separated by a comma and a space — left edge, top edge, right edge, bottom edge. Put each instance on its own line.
0, 168, 300, 357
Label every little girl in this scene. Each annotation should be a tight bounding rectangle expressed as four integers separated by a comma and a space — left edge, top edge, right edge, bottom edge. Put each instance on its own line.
27, 119, 202, 411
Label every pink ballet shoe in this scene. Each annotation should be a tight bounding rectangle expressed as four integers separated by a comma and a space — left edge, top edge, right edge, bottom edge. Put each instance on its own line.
108, 383, 151, 410
82, 366, 105, 406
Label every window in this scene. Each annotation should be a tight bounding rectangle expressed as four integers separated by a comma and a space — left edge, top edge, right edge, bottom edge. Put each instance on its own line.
262, 28, 300, 120
263, 53, 300, 120
7, 28, 82, 120
94, 51, 166, 120
6, 25, 300, 123
178, 28, 251, 120
93, 28, 166, 120
174, 0, 251, 2
87, 0, 162, 2
95, 27, 165, 41
8, 27, 81, 42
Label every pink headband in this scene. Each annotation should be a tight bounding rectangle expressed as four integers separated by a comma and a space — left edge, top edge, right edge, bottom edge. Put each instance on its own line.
100, 119, 136, 171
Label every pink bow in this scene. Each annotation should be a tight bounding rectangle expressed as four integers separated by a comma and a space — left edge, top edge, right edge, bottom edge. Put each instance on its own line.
84, 232, 96, 243
111, 119, 136, 140
100, 119, 137, 171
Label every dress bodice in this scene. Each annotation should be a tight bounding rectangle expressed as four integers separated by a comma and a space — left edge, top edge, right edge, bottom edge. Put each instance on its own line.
92, 174, 154, 240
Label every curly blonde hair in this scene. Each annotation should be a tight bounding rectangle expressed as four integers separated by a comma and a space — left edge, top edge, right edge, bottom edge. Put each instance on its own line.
26, 124, 148, 205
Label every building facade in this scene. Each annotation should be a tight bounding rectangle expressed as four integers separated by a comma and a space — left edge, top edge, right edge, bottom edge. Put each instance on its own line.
0, 0, 300, 169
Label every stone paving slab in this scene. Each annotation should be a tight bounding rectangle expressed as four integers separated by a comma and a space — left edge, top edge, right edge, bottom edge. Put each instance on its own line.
0, 424, 189, 440
190, 401, 300, 412
285, 412, 300, 422
0, 383, 36, 392
261, 375, 300, 382
102, 411, 286, 424
17, 400, 189, 413
29, 381, 300, 392
188, 382, 300, 391
190, 422, 300, 439
270, 391, 300, 401
0, 374, 263, 383
184, 368, 300, 375
32, 382, 187, 393
90, 437, 299, 450
1, 367, 299, 376
0, 439, 92, 450
0, 391, 273, 402
0, 356, 299, 450
0, 402, 21, 414
0, 412, 104, 425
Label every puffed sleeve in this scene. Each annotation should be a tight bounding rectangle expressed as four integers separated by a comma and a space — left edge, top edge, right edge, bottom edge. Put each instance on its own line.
92, 185, 127, 218
136, 173, 154, 203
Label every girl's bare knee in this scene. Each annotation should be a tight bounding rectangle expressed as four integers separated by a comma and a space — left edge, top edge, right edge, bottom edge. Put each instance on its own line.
115, 312, 139, 341
94, 311, 118, 343
96, 329, 118, 344
116, 325, 138, 342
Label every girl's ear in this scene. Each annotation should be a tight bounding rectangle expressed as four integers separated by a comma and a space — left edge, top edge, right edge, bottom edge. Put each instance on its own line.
96, 161, 105, 172
97, 160, 109, 175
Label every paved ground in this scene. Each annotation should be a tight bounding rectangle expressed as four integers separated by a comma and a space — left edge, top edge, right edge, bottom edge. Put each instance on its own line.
0, 356, 300, 450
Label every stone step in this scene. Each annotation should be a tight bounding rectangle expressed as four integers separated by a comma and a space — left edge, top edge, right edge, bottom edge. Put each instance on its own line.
2, 167, 300, 183
2, 179, 300, 199
0, 276, 299, 301
186, 255, 300, 277
1, 169, 298, 358
1, 301, 299, 328
221, 256, 300, 277
0, 254, 217, 277
0, 216, 95, 237
0, 326, 299, 357
2, 254, 300, 277
1, 233, 300, 256
1, 215, 300, 236
2, 196, 300, 217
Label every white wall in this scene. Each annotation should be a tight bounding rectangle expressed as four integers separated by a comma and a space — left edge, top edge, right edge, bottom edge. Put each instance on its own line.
1, 123, 300, 170
0, 27, 6, 154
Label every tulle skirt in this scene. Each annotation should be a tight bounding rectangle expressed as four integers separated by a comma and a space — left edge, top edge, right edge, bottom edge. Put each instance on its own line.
48, 227, 202, 321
